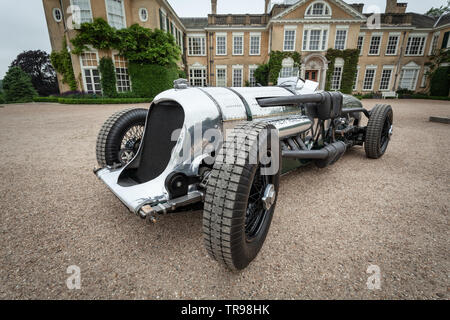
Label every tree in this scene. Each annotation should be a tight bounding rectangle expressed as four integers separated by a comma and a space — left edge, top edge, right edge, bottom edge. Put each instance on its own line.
2, 66, 37, 103
10, 50, 59, 96
426, 0, 450, 17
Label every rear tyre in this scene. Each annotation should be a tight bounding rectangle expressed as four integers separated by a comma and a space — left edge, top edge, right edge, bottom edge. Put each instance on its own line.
96, 108, 147, 167
364, 104, 393, 159
203, 122, 281, 270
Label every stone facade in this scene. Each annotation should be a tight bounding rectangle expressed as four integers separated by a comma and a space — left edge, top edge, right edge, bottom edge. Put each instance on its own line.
43, 0, 450, 94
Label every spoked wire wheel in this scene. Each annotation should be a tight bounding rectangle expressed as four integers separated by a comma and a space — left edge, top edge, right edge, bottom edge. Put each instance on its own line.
245, 163, 275, 242
118, 125, 144, 165
203, 122, 280, 270
96, 108, 148, 167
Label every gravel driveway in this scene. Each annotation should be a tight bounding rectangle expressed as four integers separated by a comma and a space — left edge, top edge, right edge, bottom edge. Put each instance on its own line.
0, 100, 448, 299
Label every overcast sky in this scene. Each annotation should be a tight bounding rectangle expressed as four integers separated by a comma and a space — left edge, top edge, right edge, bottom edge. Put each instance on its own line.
0, 0, 446, 79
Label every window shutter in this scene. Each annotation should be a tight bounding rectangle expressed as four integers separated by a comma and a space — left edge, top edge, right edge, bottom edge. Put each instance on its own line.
442, 32, 450, 49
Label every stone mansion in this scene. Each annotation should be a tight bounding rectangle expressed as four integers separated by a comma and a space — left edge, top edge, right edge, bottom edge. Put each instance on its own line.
43, 0, 450, 94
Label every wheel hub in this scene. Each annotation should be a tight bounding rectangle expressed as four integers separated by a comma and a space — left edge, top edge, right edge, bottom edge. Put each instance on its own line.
388, 125, 393, 138
261, 184, 276, 210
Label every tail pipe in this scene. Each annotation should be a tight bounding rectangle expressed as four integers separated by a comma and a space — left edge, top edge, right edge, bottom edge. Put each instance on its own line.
282, 141, 347, 168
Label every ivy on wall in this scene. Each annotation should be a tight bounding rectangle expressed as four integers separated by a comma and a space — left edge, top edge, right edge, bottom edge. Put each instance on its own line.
71, 18, 180, 67
50, 38, 77, 91
268, 51, 302, 84
325, 49, 359, 94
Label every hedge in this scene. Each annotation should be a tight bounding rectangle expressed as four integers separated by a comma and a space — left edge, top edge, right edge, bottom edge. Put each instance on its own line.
430, 66, 450, 97
34, 96, 60, 103
128, 63, 178, 98
33, 97, 152, 104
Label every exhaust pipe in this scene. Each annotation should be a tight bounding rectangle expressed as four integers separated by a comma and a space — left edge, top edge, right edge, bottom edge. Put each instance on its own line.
282, 141, 346, 168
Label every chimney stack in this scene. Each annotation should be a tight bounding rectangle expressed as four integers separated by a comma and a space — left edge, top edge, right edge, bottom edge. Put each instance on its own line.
265, 0, 271, 14
385, 0, 407, 14
211, 0, 217, 15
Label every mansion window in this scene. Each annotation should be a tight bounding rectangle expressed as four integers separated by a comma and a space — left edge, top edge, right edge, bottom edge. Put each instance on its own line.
303, 28, 328, 51
159, 8, 167, 31
250, 33, 261, 55
176, 29, 184, 54
305, 1, 331, 17
139, 8, 148, 22
189, 67, 207, 87
249, 66, 258, 87
429, 32, 440, 56
386, 34, 400, 55
80, 51, 101, 94
330, 58, 344, 91
280, 58, 297, 78
363, 67, 377, 91
369, 34, 382, 55
216, 34, 227, 55
53, 8, 62, 22
399, 67, 420, 91
232, 66, 243, 87
334, 29, 348, 50
357, 34, 364, 55
70, 0, 93, 24
421, 67, 430, 88
113, 55, 131, 92
379, 67, 393, 91
106, 0, 126, 29
330, 67, 343, 90
405, 35, 427, 56
188, 35, 206, 56
283, 28, 296, 51
233, 33, 244, 55
353, 67, 360, 91
216, 66, 227, 87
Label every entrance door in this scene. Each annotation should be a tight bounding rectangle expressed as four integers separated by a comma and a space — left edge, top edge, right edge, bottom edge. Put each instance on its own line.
305, 70, 318, 82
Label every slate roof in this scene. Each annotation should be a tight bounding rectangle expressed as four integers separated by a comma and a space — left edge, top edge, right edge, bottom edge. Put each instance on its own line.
180, 17, 208, 29
435, 14, 450, 28
362, 13, 437, 28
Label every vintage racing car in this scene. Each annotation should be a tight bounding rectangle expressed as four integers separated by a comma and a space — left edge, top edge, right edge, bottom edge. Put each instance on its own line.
94, 77, 393, 270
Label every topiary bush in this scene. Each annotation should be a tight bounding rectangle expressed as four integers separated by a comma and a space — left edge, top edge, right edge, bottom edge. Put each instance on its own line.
430, 66, 450, 97
128, 63, 178, 98
2, 66, 37, 103
99, 57, 117, 97
254, 63, 269, 86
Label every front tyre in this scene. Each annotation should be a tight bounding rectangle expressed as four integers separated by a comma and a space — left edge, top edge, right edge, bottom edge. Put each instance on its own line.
365, 104, 393, 159
96, 108, 147, 167
203, 122, 281, 270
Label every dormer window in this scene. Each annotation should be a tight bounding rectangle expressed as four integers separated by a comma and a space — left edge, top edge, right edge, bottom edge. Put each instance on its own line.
305, 1, 332, 18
